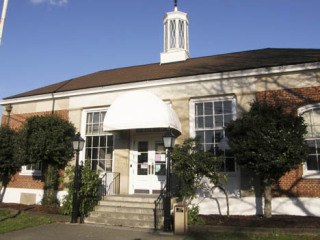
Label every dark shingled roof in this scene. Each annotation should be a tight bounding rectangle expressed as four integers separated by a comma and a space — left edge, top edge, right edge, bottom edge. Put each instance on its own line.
5, 48, 320, 100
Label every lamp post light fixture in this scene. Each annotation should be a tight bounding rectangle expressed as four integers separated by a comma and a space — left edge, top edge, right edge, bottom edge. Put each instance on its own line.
70, 132, 85, 224
162, 128, 177, 232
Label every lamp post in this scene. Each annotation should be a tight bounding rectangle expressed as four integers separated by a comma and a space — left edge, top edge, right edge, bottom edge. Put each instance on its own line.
70, 132, 85, 223
162, 128, 176, 232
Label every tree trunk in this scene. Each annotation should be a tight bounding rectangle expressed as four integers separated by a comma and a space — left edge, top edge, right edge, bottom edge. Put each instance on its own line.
217, 186, 230, 217
42, 164, 59, 206
0, 176, 10, 203
263, 183, 272, 218
0, 180, 4, 202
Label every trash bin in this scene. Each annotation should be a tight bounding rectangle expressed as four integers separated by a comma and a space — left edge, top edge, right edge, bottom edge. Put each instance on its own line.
173, 203, 188, 234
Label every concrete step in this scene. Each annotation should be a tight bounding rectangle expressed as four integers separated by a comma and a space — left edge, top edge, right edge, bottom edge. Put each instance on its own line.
85, 216, 154, 229
85, 194, 160, 229
89, 211, 154, 221
98, 200, 155, 209
103, 194, 158, 203
94, 205, 154, 215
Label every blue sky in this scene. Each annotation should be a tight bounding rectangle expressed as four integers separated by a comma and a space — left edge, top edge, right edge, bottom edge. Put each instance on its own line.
0, 0, 320, 118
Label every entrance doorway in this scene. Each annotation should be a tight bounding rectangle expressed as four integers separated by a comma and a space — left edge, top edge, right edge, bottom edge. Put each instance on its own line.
130, 134, 166, 194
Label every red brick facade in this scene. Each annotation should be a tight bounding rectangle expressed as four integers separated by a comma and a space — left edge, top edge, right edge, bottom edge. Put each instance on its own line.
8, 174, 44, 189
2, 110, 69, 130
256, 86, 320, 114
256, 86, 320, 197
1, 110, 69, 190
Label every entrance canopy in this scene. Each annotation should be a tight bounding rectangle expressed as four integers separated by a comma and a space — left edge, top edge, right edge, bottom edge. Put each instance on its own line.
103, 91, 182, 133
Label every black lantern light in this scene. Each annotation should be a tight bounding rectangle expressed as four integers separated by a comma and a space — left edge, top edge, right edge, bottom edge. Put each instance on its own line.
72, 132, 85, 152
162, 127, 176, 149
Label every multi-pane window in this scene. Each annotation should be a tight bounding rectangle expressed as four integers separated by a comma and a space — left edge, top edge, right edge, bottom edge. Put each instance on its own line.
301, 107, 320, 174
20, 162, 42, 176
155, 142, 166, 176
26, 162, 42, 171
85, 111, 113, 172
194, 99, 236, 172
137, 141, 148, 175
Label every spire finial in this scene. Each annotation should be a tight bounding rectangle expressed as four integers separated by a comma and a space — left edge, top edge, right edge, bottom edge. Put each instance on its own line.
174, 0, 178, 11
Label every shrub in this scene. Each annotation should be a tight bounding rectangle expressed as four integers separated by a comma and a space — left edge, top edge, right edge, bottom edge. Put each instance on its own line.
62, 161, 102, 220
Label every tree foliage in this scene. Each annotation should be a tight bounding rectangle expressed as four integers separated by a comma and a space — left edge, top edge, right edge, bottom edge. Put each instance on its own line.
16, 114, 75, 168
225, 100, 308, 217
15, 114, 76, 205
0, 126, 21, 201
172, 138, 229, 214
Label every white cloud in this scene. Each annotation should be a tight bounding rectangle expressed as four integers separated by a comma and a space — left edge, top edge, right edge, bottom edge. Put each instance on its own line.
30, 0, 69, 6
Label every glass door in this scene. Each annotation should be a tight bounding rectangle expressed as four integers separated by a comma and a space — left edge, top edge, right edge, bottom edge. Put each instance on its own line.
132, 137, 166, 194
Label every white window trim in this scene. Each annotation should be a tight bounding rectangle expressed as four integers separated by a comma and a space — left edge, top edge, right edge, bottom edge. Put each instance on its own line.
189, 96, 237, 138
189, 96, 237, 174
20, 165, 42, 177
80, 107, 114, 172
298, 103, 320, 115
298, 104, 320, 179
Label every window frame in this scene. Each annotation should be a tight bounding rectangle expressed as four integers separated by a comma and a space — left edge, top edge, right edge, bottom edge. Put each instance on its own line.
298, 103, 320, 179
189, 96, 237, 173
20, 162, 42, 176
80, 108, 114, 173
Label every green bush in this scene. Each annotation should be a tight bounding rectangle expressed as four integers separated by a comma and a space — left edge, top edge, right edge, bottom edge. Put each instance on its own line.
62, 161, 102, 219
188, 205, 204, 225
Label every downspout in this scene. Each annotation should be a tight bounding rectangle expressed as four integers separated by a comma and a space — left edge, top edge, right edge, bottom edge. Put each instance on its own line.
5, 104, 12, 126
51, 92, 55, 114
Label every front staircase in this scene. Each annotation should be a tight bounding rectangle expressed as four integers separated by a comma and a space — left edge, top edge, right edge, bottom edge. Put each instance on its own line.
85, 195, 158, 229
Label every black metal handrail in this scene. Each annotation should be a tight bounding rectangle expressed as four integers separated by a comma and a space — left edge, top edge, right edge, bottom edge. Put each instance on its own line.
154, 184, 166, 231
99, 172, 108, 196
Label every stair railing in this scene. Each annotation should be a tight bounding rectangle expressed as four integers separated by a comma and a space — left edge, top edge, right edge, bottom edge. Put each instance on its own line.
106, 172, 120, 195
99, 172, 108, 196
100, 172, 120, 196
154, 184, 166, 231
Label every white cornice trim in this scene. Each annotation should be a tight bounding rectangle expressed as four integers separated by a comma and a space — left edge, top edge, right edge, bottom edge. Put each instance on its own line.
1, 62, 320, 105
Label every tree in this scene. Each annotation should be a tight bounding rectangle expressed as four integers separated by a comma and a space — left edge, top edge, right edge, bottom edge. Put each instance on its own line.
172, 138, 229, 215
15, 114, 75, 206
225, 101, 308, 218
0, 126, 21, 202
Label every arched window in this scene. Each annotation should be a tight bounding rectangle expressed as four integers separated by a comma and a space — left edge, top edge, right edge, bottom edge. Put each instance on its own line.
300, 105, 320, 178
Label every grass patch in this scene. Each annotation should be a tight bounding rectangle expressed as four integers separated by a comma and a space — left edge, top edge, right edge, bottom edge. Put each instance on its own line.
184, 232, 320, 240
0, 208, 57, 234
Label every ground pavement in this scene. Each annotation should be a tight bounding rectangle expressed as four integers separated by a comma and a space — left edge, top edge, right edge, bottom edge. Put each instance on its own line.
0, 223, 186, 240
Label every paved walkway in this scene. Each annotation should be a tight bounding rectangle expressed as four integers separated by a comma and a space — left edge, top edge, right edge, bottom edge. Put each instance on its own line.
2, 222, 320, 240
0, 223, 186, 240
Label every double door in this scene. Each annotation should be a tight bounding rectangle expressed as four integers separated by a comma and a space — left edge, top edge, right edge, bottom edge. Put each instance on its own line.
131, 136, 167, 194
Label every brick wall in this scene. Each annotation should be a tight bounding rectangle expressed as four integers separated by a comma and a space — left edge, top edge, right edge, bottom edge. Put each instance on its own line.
8, 173, 44, 189
256, 86, 320, 114
256, 86, 320, 197
1, 110, 69, 190
2, 110, 69, 130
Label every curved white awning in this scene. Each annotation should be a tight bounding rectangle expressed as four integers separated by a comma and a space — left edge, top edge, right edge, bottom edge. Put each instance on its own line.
103, 91, 181, 133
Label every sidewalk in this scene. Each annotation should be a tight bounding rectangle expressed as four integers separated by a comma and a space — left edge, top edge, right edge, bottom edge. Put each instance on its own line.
0, 223, 186, 240
1, 222, 320, 240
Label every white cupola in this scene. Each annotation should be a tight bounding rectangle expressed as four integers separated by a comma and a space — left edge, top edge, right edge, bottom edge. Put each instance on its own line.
160, 0, 190, 64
